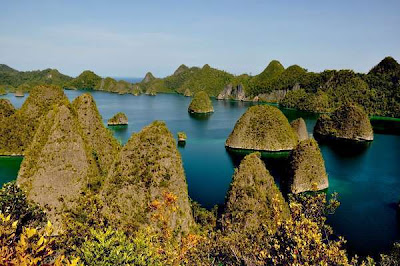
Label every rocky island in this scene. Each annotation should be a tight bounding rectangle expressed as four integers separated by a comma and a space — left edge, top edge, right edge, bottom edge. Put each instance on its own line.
108, 112, 128, 126
290, 117, 308, 141
287, 138, 329, 193
101, 121, 193, 235
222, 152, 289, 233
225, 105, 298, 151
188, 91, 214, 113
314, 103, 374, 141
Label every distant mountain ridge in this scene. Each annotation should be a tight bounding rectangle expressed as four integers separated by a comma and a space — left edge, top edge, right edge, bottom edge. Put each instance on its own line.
1, 56, 399, 117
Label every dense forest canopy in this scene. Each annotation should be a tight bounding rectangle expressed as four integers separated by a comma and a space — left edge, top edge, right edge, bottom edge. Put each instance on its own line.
1, 56, 399, 116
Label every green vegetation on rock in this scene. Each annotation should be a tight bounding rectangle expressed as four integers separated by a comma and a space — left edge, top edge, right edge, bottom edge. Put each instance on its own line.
188, 91, 214, 113
290, 117, 308, 141
72, 93, 121, 176
102, 121, 193, 235
17, 103, 100, 231
226, 105, 298, 151
177, 131, 187, 142
222, 152, 289, 232
287, 139, 328, 193
0, 85, 68, 155
0, 64, 72, 91
314, 103, 374, 141
0, 99, 15, 120
67, 70, 102, 90
107, 112, 128, 125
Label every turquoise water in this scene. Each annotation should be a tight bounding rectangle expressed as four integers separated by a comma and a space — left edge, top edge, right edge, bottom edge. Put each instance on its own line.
1, 91, 400, 257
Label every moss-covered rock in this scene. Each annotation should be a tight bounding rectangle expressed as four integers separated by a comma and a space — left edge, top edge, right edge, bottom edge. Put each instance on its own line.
222, 153, 289, 232
107, 112, 128, 126
314, 103, 374, 141
17, 104, 100, 231
177, 131, 187, 142
183, 88, 192, 97
188, 91, 214, 113
0, 85, 68, 155
287, 139, 328, 193
101, 121, 193, 235
0, 99, 15, 119
226, 105, 298, 151
72, 93, 120, 175
290, 118, 308, 141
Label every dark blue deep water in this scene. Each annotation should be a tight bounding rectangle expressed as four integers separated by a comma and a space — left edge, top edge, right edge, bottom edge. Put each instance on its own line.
1, 91, 400, 257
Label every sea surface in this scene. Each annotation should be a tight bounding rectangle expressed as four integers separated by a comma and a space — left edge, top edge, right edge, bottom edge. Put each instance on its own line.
1, 90, 400, 257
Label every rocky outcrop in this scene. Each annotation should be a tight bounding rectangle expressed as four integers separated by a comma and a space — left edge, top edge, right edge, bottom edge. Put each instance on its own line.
142, 72, 156, 83
17, 104, 100, 231
217, 84, 246, 101
287, 139, 328, 193
14, 90, 24, 97
184, 88, 192, 97
72, 93, 120, 175
255, 89, 288, 103
226, 105, 298, 151
107, 112, 128, 126
0, 99, 15, 119
0, 85, 68, 155
188, 91, 214, 113
222, 153, 289, 232
102, 121, 193, 235
314, 103, 374, 141
290, 118, 308, 141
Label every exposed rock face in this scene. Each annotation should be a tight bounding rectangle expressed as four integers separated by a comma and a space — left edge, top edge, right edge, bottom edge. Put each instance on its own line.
183, 88, 192, 97
314, 104, 374, 141
226, 105, 298, 151
188, 91, 214, 113
217, 84, 246, 101
287, 139, 328, 193
17, 104, 99, 231
102, 121, 193, 235
142, 72, 156, 83
107, 112, 128, 126
0, 99, 15, 119
256, 89, 289, 103
72, 93, 120, 175
290, 118, 308, 141
222, 153, 289, 232
0, 85, 68, 155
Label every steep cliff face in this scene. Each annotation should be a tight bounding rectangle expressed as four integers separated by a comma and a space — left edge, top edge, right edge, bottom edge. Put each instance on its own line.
102, 121, 193, 235
217, 84, 246, 101
17, 104, 100, 231
72, 93, 120, 175
0, 99, 15, 120
314, 103, 374, 141
188, 91, 214, 113
290, 118, 308, 141
226, 105, 298, 151
287, 139, 328, 193
0, 85, 68, 155
222, 153, 289, 232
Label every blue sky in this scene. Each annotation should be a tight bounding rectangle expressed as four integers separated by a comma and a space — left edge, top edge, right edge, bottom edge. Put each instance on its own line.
1, 0, 399, 77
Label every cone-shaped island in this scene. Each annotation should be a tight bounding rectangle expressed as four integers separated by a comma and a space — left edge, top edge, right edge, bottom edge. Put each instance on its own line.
287, 138, 328, 193
226, 105, 298, 151
108, 112, 128, 126
314, 103, 374, 141
188, 91, 214, 113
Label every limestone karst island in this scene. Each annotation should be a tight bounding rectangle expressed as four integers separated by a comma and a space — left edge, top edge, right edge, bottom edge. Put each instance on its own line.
0, 1, 399, 265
